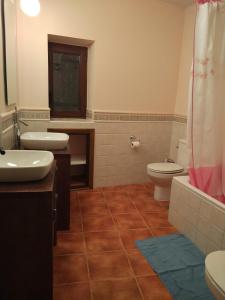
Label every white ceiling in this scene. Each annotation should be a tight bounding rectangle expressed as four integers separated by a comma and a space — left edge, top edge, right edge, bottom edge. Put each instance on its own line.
162, 0, 194, 7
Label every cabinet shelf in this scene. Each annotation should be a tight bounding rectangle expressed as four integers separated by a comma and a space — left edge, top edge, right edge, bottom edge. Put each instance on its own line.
71, 154, 86, 166
48, 128, 94, 190
71, 175, 87, 189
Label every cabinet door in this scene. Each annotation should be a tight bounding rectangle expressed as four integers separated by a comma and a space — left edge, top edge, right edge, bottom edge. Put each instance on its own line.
55, 155, 70, 230
0, 194, 53, 300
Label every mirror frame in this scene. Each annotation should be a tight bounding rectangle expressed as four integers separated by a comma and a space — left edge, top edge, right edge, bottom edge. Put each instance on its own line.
1, 0, 8, 102
1, 0, 17, 105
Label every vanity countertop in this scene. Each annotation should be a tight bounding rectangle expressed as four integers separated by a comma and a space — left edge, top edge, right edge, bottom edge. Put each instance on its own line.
50, 144, 71, 156
0, 162, 56, 194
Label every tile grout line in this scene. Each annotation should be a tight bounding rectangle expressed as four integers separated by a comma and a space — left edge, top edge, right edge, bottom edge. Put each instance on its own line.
127, 190, 155, 236
123, 190, 148, 300
80, 189, 145, 299
127, 188, 175, 299
102, 189, 145, 300
54, 275, 156, 285
77, 191, 95, 300
127, 188, 173, 234
123, 189, 155, 300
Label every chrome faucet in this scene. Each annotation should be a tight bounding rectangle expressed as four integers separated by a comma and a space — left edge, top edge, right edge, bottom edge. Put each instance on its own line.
164, 157, 175, 163
14, 106, 29, 149
0, 148, 5, 155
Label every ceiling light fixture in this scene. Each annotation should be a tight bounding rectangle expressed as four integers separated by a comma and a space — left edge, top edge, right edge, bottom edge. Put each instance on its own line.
20, 0, 40, 17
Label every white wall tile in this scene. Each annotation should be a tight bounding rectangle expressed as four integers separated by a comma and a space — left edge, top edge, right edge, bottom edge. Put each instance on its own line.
94, 121, 172, 187
19, 119, 172, 188
222, 235, 225, 250
187, 193, 201, 211
208, 225, 224, 248
6, 118, 174, 188
169, 181, 180, 210
95, 144, 117, 156
2, 127, 15, 149
94, 155, 112, 167
206, 241, 222, 255
199, 200, 212, 219
169, 121, 187, 161
210, 207, 225, 231
195, 230, 209, 254
169, 208, 186, 232
95, 122, 131, 134
197, 217, 209, 237
183, 220, 197, 243
185, 205, 199, 226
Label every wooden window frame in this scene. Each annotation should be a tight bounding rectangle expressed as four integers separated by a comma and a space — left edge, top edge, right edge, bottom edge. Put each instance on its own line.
48, 42, 87, 118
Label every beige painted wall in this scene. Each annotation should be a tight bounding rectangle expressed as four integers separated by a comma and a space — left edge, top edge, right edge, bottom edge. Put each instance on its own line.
17, 0, 184, 114
174, 4, 196, 116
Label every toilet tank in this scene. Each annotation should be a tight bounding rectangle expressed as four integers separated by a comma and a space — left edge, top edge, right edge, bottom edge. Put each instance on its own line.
176, 139, 189, 169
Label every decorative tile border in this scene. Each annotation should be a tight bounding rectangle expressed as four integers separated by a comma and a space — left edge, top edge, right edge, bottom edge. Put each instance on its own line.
93, 111, 187, 123
19, 109, 50, 120
11, 108, 187, 123
19, 109, 93, 121
173, 114, 187, 123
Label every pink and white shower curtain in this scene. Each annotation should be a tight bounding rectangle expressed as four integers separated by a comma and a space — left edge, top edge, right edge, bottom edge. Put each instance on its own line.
187, 0, 225, 203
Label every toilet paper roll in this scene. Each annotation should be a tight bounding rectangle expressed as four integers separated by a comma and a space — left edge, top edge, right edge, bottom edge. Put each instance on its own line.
131, 141, 140, 149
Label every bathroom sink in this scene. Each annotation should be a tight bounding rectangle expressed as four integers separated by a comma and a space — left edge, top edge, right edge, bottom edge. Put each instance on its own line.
0, 150, 54, 182
21, 132, 69, 150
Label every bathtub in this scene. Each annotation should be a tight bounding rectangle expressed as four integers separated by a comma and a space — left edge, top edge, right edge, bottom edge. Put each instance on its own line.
169, 176, 225, 255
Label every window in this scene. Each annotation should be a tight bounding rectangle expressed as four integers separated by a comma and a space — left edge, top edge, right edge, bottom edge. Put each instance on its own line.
48, 42, 87, 118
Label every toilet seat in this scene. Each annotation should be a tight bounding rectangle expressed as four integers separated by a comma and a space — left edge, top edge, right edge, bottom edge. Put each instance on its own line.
205, 251, 225, 297
147, 163, 184, 174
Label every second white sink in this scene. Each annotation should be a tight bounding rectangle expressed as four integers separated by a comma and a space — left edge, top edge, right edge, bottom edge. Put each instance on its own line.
21, 132, 69, 150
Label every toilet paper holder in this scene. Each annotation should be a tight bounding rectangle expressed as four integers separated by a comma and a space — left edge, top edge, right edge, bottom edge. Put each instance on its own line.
130, 135, 140, 142
129, 136, 141, 149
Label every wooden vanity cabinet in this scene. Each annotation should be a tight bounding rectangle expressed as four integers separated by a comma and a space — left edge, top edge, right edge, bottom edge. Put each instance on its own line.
0, 165, 56, 300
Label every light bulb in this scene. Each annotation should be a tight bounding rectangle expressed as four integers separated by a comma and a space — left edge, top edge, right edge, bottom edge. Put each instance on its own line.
20, 0, 40, 17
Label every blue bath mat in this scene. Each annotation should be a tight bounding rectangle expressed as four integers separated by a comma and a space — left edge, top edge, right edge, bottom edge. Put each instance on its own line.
136, 234, 215, 300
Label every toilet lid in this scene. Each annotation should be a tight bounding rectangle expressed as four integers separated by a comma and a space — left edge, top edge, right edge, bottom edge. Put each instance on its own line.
147, 163, 184, 174
205, 251, 225, 293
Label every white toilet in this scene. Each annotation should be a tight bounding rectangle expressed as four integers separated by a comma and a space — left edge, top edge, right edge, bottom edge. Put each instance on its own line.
147, 139, 188, 201
205, 251, 225, 300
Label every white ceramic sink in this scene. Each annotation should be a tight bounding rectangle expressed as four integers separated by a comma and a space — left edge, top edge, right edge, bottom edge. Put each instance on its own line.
21, 132, 69, 150
0, 150, 54, 182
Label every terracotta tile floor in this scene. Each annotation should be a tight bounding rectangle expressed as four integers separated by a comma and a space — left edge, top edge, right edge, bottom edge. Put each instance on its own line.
53, 183, 177, 300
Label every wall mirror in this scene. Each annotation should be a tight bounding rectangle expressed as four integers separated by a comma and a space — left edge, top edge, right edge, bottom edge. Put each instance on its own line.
1, 0, 17, 105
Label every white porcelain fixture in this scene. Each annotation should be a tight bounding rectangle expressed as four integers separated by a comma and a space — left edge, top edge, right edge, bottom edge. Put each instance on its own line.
147, 139, 188, 201
205, 251, 225, 300
0, 150, 54, 182
21, 132, 69, 150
